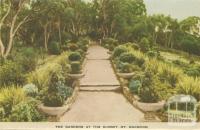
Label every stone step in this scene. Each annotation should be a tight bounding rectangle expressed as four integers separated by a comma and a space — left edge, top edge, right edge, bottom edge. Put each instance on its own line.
80, 82, 120, 86
86, 58, 110, 60
80, 86, 121, 91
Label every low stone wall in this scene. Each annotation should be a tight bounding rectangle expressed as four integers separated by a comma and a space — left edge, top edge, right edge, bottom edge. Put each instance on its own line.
119, 75, 162, 122
122, 86, 135, 104
62, 81, 79, 114
110, 60, 138, 108
120, 80, 140, 110
111, 60, 163, 122
82, 56, 88, 68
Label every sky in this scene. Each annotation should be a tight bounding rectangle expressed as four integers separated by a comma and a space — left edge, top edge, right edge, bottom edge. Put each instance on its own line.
84, 0, 200, 20
143, 0, 200, 20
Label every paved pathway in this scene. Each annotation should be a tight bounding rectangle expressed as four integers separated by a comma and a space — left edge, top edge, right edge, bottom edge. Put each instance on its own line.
60, 92, 144, 122
80, 45, 120, 88
80, 60, 120, 87
60, 45, 144, 122
86, 45, 110, 60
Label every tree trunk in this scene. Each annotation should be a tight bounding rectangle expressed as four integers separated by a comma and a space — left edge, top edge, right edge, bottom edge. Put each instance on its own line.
0, 39, 5, 57
0, 0, 28, 58
4, 35, 14, 57
4, 15, 16, 57
169, 32, 173, 48
58, 22, 62, 44
44, 25, 48, 51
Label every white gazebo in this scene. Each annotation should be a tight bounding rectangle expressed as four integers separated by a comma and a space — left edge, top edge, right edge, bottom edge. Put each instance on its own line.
167, 94, 198, 123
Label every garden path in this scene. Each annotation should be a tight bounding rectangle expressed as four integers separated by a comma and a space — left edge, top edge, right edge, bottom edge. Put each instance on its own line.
60, 45, 144, 122
80, 45, 120, 88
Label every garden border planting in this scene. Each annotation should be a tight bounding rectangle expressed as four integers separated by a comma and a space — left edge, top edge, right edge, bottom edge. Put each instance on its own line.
38, 81, 79, 117
111, 61, 140, 109
112, 61, 162, 122
110, 42, 200, 122
1, 0, 200, 124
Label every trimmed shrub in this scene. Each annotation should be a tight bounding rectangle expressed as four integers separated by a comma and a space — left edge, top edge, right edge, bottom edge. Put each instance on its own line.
43, 94, 64, 107
48, 41, 61, 55
112, 46, 127, 58
68, 52, 81, 62
102, 38, 119, 50
109, 44, 115, 51
131, 43, 140, 50
78, 37, 89, 45
70, 61, 81, 74
68, 43, 79, 51
115, 59, 123, 70
119, 63, 133, 73
61, 44, 68, 51
124, 42, 140, 50
135, 57, 145, 67
138, 71, 160, 103
23, 84, 38, 97
129, 80, 141, 94
138, 70, 172, 102
0, 60, 25, 86
42, 71, 73, 107
77, 37, 89, 51
58, 84, 73, 100
119, 52, 135, 63
77, 49, 85, 55
16, 47, 38, 72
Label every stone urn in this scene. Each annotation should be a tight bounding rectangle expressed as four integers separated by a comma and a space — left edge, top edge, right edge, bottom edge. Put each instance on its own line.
135, 100, 166, 112
68, 73, 85, 80
38, 104, 69, 116
38, 86, 79, 116
117, 72, 135, 79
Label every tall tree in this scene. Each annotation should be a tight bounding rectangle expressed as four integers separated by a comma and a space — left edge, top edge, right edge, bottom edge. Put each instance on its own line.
92, 0, 146, 40
180, 16, 200, 37
0, 0, 31, 58
148, 14, 179, 48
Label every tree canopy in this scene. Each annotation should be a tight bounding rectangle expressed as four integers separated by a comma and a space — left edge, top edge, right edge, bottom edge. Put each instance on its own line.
0, 0, 200, 58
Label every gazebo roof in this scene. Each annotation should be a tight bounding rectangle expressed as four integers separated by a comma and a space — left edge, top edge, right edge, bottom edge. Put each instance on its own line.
167, 94, 197, 104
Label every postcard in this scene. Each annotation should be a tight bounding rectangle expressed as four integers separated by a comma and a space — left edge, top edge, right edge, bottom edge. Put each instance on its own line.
0, 0, 200, 130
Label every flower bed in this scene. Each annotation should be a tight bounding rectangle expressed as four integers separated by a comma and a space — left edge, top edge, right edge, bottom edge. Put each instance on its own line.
28, 41, 88, 119
0, 37, 89, 122
111, 43, 200, 121
25, 52, 76, 120
38, 81, 79, 117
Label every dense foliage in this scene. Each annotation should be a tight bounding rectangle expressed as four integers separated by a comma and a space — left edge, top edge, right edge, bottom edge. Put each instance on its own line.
0, 0, 199, 59
42, 71, 73, 107
112, 44, 200, 103
0, 86, 45, 121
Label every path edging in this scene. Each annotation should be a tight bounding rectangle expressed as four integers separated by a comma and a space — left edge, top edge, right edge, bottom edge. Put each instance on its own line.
111, 60, 162, 122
